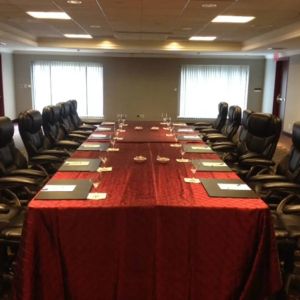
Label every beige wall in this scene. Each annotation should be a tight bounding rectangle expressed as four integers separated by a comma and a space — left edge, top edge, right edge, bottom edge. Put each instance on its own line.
1, 52, 16, 119
13, 53, 265, 121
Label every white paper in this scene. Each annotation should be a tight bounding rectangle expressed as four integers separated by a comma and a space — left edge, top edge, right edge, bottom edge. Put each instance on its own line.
183, 135, 200, 139
134, 126, 143, 130
102, 122, 115, 125
191, 146, 210, 150
202, 162, 227, 167
87, 193, 107, 200
173, 123, 187, 126
82, 144, 101, 148
96, 127, 111, 131
97, 167, 112, 172
118, 129, 126, 132
160, 122, 168, 125
184, 178, 201, 184
114, 137, 124, 141
107, 147, 120, 152
178, 128, 194, 132
166, 133, 173, 137
170, 144, 182, 147
91, 134, 107, 138
217, 183, 251, 191
176, 158, 190, 163
42, 185, 76, 192
65, 161, 90, 166
151, 127, 159, 130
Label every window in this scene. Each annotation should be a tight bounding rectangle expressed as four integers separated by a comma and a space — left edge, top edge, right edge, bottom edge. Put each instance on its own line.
179, 64, 249, 118
31, 61, 103, 117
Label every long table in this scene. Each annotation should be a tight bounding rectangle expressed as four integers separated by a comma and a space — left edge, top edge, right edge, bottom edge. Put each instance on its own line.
14, 122, 281, 300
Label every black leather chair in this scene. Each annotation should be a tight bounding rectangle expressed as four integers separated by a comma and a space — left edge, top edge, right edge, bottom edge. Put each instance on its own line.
217, 112, 281, 167
68, 100, 97, 131
195, 102, 228, 133
247, 122, 300, 205
18, 110, 68, 172
0, 116, 49, 200
42, 105, 80, 151
202, 105, 241, 143
210, 109, 253, 155
56, 102, 90, 139
0, 189, 24, 285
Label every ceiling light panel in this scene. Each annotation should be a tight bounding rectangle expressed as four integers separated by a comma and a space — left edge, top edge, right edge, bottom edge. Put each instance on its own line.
26, 11, 71, 19
212, 15, 255, 23
64, 33, 92, 38
189, 36, 216, 41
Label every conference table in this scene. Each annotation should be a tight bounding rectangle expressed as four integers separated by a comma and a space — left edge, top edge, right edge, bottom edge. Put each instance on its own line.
14, 121, 281, 300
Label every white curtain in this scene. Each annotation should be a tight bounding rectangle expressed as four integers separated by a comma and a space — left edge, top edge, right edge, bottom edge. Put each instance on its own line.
179, 64, 249, 118
31, 61, 103, 117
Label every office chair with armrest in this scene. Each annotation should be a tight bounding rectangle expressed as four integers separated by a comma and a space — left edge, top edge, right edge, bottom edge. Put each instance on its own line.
202, 105, 241, 143
0, 188, 25, 285
68, 99, 97, 131
246, 122, 300, 206
0, 117, 49, 201
42, 105, 80, 151
195, 102, 228, 133
210, 109, 253, 156
56, 102, 90, 138
18, 110, 68, 173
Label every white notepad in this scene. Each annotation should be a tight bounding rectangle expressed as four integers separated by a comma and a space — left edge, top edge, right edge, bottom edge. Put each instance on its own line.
42, 185, 76, 192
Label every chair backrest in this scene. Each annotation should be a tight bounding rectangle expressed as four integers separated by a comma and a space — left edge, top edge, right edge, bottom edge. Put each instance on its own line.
0, 117, 28, 176
213, 102, 228, 131
18, 110, 51, 157
57, 102, 76, 133
220, 105, 241, 140
68, 99, 82, 128
42, 105, 66, 145
238, 113, 282, 159
277, 122, 300, 182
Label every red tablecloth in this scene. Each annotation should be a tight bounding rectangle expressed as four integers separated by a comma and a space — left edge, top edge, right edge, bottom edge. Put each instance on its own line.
13, 125, 281, 300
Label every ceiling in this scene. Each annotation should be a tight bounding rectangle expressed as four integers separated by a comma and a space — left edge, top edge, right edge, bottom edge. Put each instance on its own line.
1, 0, 300, 57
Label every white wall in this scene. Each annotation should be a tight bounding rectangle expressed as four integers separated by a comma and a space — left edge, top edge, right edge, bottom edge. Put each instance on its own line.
262, 59, 276, 113
1, 52, 16, 119
283, 54, 300, 133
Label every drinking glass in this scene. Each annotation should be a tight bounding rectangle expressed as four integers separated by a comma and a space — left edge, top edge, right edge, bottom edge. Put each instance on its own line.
191, 165, 197, 179
111, 139, 116, 148
91, 175, 101, 189
99, 155, 108, 166
180, 146, 185, 160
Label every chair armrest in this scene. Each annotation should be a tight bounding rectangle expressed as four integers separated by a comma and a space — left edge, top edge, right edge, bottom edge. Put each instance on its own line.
70, 130, 91, 136
0, 176, 39, 188
201, 128, 219, 134
194, 121, 212, 127
250, 174, 288, 183
9, 168, 46, 178
67, 133, 87, 140
56, 140, 80, 149
262, 181, 300, 192
40, 149, 70, 158
0, 204, 9, 214
30, 154, 65, 164
239, 158, 275, 168
206, 133, 228, 142
239, 152, 263, 161
211, 142, 236, 152
79, 124, 95, 131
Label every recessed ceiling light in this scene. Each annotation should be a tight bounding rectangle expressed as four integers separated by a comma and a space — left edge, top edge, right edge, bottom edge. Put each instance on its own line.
202, 3, 217, 8
89, 25, 101, 28
67, 0, 82, 4
189, 36, 216, 41
182, 27, 192, 31
26, 11, 71, 19
64, 34, 92, 39
212, 15, 255, 23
